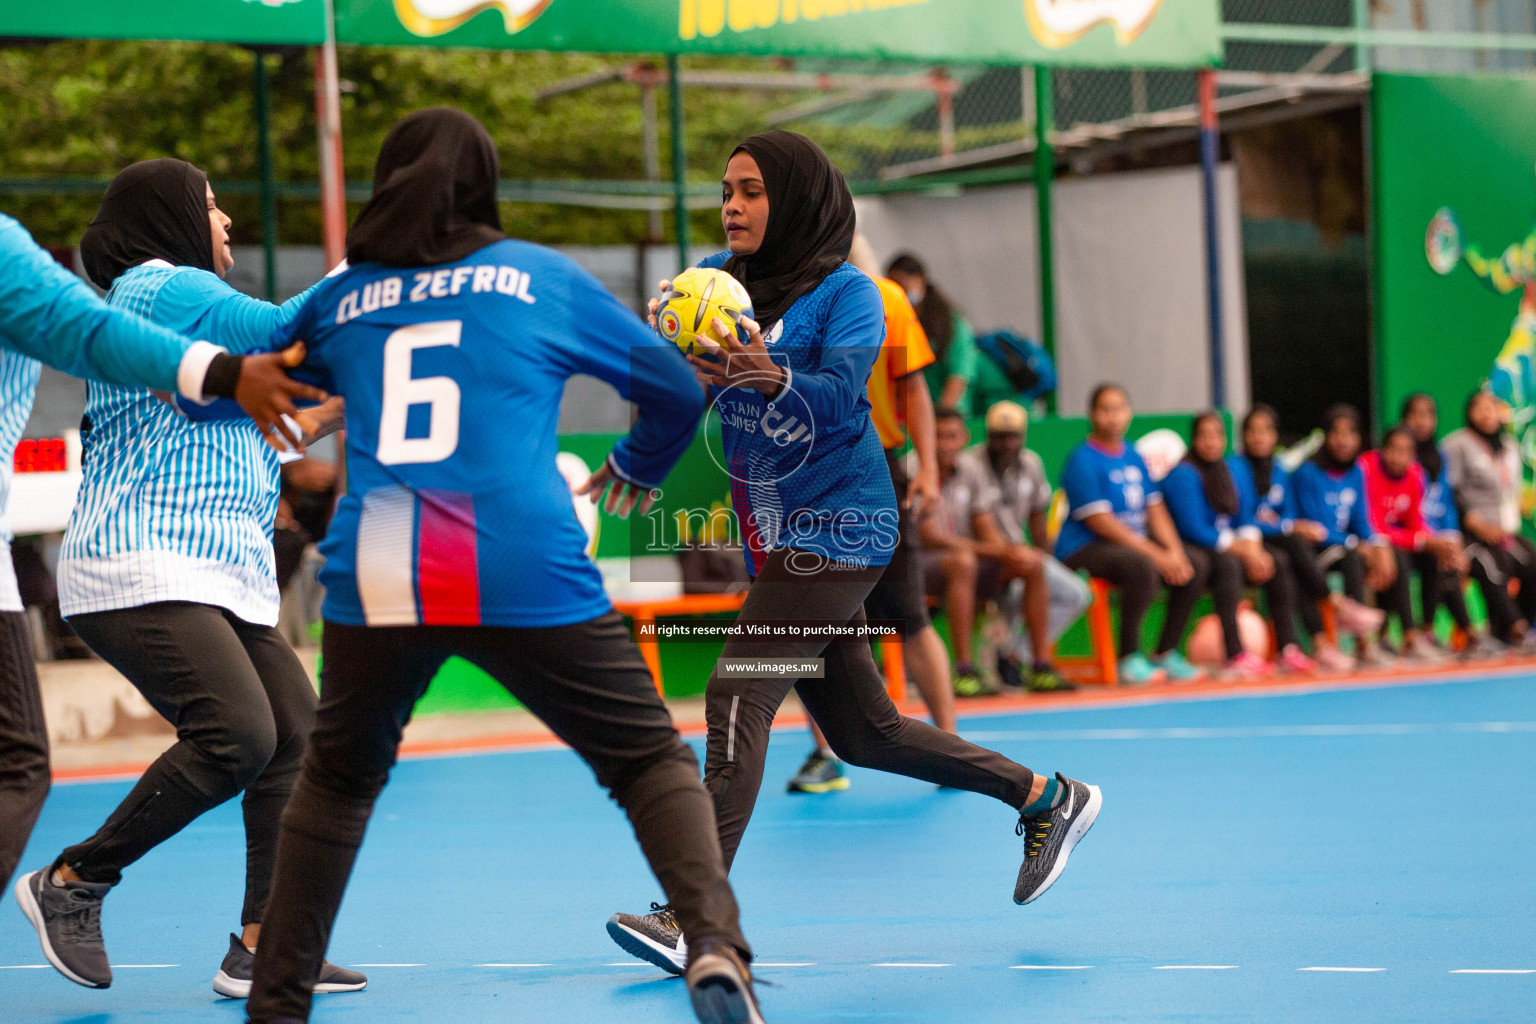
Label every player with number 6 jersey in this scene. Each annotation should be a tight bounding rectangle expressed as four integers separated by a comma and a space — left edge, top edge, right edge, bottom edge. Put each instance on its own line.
245, 108, 762, 1024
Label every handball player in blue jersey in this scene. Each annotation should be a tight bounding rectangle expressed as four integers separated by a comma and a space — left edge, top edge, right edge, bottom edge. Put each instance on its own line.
608, 131, 1101, 975
0, 216, 323, 907
242, 109, 761, 1024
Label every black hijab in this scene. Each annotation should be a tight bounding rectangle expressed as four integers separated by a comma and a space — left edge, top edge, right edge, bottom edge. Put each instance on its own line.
80, 158, 216, 290
1465, 391, 1507, 454
722, 130, 855, 332
1314, 404, 1365, 473
1183, 411, 1239, 517
1240, 404, 1279, 496
1399, 393, 1443, 481
347, 107, 505, 267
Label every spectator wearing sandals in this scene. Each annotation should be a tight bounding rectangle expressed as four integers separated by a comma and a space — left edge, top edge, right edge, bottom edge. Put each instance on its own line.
1054, 384, 1206, 685
1400, 393, 1501, 658
960, 400, 1090, 690
1291, 404, 1400, 668
1162, 411, 1312, 678
1230, 405, 1374, 672
1442, 390, 1536, 651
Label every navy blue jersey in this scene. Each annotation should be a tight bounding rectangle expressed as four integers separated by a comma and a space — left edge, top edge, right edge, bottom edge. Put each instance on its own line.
1055, 439, 1161, 560
1291, 461, 1378, 548
696, 254, 897, 574
1161, 462, 1257, 552
274, 239, 703, 628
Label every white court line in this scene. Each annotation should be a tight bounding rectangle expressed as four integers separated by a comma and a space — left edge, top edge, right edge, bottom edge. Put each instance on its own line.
351, 963, 425, 967
477, 963, 552, 968
1451, 969, 1536, 974
873, 962, 952, 968
964, 722, 1536, 744
1156, 965, 1238, 970
1011, 965, 1094, 970
606, 962, 660, 967
1299, 967, 1385, 972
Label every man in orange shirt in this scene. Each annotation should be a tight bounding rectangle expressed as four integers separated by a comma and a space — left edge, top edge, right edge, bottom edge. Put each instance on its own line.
787, 235, 957, 794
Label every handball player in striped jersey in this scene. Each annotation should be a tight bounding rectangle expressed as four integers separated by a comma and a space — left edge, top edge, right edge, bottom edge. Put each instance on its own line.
15, 159, 364, 998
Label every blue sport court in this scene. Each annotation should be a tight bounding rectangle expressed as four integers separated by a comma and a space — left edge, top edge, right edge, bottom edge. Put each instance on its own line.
4, 667, 1534, 1023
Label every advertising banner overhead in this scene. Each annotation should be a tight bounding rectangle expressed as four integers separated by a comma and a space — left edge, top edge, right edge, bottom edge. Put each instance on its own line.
0, 0, 326, 45
337, 0, 1221, 67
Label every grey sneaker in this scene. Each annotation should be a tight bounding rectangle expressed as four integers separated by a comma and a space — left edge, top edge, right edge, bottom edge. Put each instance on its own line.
211, 933, 367, 999
1404, 634, 1448, 664
13, 868, 112, 988
687, 939, 766, 1024
607, 902, 687, 976
1462, 633, 1508, 661
1013, 774, 1103, 905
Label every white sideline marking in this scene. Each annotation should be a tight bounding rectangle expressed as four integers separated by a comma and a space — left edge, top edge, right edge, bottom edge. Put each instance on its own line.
351, 963, 425, 967
606, 962, 660, 967
874, 962, 952, 968
1451, 969, 1536, 974
1011, 965, 1094, 970
1156, 965, 1237, 970
964, 722, 1536, 744
755, 962, 816, 967
1299, 967, 1385, 972
477, 963, 552, 967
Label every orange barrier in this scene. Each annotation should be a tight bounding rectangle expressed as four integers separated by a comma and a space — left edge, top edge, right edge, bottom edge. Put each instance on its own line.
1057, 578, 1119, 686
612, 592, 748, 695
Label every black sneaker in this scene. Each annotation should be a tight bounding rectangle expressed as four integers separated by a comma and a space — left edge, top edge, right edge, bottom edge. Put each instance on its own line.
1012, 774, 1103, 905
994, 653, 1025, 691
687, 939, 766, 1024
211, 933, 368, 999
607, 902, 687, 976
786, 751, 849, 794
13, 868, 112, 988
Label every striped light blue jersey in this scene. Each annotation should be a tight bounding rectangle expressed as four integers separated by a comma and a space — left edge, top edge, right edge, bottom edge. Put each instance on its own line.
59, 261, 321, 625
0, 350, 42, 612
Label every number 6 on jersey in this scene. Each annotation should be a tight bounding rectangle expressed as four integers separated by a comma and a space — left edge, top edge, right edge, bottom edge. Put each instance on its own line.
378, 320, 462, 465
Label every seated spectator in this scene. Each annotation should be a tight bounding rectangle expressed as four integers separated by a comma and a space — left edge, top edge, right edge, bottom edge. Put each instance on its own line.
1360, 426, 1465, 662
1163, 411, 1308, 678
959, 400, 1089, 691
1054, 384, 1206, 685
1400, 393, 1501, 657
1291, 404, 1400, 667
884, 254, 987, 417
1230, 405, 1374, 672
918, 409, 1071, 695
1443, 390, 1536, 650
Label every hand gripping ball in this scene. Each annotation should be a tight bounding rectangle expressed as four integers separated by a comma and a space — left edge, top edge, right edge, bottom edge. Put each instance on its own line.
656, 268, 753, 356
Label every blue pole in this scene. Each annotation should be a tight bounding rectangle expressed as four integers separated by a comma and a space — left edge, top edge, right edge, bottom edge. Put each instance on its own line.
1198, 68, 1225, 410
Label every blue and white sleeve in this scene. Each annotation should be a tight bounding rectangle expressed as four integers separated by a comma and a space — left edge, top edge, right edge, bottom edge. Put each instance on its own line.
1062, 449, 1110, 521
1161, 466, 1225, 549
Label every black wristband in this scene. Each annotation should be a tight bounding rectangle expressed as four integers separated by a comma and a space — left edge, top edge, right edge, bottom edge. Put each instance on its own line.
203, 352, 243, 399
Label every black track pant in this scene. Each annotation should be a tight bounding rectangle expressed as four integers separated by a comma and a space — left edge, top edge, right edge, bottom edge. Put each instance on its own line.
1265, 534, 1328, 637
58, 602, 316, 925
1468, 536, 1536, 641
1188, 542, 1303, 656
248, 614, 746, 1024
704, 548, 1035, 871
1061, 539, 1208, 658
1315, 543, 1369, 608
1411, 549, 1473, 633
0, 611, 49, 894
1377, 548, 1418, 632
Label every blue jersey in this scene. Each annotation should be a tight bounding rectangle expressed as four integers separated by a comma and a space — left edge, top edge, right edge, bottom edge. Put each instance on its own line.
1291, 460, 1377, 548
0, 350, 41, 612
1420, 452, 1460, 535
1161, 461, 1257, 552
1055, 439, 1161, 561
1228, 454, 1295, 539
59, 262, 322, 625
696, 254, 897, 574
275, 238, 703, 629
0, 214, 207, 393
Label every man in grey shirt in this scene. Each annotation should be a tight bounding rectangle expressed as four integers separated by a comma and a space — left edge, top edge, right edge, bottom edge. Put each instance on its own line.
916, 405, 1077, 694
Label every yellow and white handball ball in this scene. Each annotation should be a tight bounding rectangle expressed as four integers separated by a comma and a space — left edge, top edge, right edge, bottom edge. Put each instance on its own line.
656, 267, 753, 356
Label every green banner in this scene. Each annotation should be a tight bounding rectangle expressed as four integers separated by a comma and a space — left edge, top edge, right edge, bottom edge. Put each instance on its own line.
1373, 73, 1536, 457
337, 0, 1219, 67
0, 0, 325, 45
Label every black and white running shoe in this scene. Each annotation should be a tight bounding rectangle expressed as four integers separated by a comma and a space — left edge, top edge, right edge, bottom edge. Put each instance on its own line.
211, 933, 368, 999
13, 868, 112, 988
1013, 774, 1103, 905
687, 939, 766, 1024
608, 902, 687, 975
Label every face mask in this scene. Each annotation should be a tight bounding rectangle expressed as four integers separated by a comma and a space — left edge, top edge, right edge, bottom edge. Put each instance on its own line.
906, 286, 925, 306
